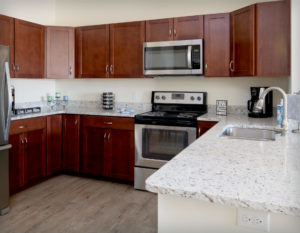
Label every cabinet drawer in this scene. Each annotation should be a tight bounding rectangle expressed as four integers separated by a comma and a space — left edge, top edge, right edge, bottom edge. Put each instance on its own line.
81, 116, 134, 130
10, 117, 47, 135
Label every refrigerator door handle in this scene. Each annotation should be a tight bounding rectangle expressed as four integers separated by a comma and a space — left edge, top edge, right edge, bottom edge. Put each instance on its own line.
4, 62, 12, 142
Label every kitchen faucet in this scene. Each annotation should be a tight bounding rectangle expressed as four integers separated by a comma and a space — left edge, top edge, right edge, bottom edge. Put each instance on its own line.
256, 87, 288, 135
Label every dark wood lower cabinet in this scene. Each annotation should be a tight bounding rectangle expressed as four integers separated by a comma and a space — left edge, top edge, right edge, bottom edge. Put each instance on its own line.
197, 121, 218, 137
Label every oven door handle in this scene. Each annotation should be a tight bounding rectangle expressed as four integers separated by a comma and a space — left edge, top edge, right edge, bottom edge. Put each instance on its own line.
187, 45, 192, 69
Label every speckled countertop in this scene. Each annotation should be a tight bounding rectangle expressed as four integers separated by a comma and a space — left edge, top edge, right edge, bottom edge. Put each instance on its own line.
146, 113, 300, 217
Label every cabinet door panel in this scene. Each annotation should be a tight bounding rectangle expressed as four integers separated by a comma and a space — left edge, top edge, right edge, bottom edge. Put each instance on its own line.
230, 5, 256, 76
82, 127, 106, 176
0, 14, 14, 77
174, 15, 203, 40
111, 129, 134, 181
110, 21, 145, 78
46, 27, 74, 79
146, 18, 173, 42
47, 115, 62, 175
62, 115, 80, 172
24, 129, 46, 183
14, 19, 45, 78
256, 1, 290, 76
197, 121, 217, 137
204, 13, 230, 77
75, 25, 109, 78
8, 134, 23, 194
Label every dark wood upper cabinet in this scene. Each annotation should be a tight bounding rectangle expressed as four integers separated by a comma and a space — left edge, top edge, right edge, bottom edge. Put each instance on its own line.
110, 21, 145, 78
174, 15, 203, 40
62, 115, 80, 173
146, 18, 173, 42
14, 19, 45, 78
0, 14, 14, 77
256, 1, 290, 76
204, 13, 230, 77
75, 25, 109, 78
46, 115, 62, 176
230, 5, 256, 76
45, 27, 74, 79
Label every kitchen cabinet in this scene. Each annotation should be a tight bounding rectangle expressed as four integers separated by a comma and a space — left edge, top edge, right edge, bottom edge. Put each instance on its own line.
75, 25, 109, 78
197, 121, 218, 137
146, 15, 203, 42
46, 115, 62, 176
45, 27, 75, 79
0, 14, 14, 77
230, 5, 256, 76
62, 115, 80, 173
110, 21, 145, 78
256, 0, 290, 76
14, 19, 45, 78
81, 116, 134, 181
9, 117, 46, 193
204, 13, 230, 77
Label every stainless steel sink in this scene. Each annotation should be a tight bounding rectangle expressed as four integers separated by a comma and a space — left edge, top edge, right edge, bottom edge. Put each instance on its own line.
221, 127, 281, 141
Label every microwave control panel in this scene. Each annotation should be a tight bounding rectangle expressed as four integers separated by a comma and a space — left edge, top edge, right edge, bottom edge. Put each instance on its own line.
153, 91, 205, 105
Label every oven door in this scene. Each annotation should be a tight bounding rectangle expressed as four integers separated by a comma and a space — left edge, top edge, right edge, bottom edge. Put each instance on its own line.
135, 124, 196, 169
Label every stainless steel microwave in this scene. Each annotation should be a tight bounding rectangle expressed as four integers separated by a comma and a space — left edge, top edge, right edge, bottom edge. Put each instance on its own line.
143, 39, 203, 76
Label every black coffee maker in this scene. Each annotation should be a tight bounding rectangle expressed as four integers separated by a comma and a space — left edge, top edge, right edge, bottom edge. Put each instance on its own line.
248, 87, 273, 118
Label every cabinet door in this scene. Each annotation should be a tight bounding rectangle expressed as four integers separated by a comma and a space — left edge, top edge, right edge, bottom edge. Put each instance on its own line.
82, 127, 107, 176
204, 13, 230, 77
46, 115, 62, 176
111, 129, 134, 181
8, 133, 24, 194
14, 19, 45, 78
0, 14, 14, 77
46, 27, 75, 79
110, 21, 145, 78
256, 1, 290, 76
174, 15, 203, 40
62, 115, 80, 172
24, 129, 46, 184
146, 18, 173, 42
197, 121, 217, 137
230, 5, 256, 76
75, 25, 109, 78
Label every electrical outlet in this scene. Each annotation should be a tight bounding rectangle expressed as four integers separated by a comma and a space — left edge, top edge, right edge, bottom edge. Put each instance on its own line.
237, 208, 270, 232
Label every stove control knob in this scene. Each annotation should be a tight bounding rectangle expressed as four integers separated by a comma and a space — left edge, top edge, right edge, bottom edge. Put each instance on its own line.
162, 96, 166, 100
190, 96, 195, 101
155, 95, 160, 100
197, 96, 202, 101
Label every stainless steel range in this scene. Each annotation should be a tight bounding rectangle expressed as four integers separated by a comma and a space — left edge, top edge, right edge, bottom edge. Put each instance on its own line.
134, 91, 207, 190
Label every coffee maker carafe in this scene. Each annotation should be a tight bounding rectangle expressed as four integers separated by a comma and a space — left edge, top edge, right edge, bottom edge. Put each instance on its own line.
248, 87, 273, 118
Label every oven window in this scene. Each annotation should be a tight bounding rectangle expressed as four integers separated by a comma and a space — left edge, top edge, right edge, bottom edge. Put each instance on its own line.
142, 128, 188, 161
144, 46, 188, 70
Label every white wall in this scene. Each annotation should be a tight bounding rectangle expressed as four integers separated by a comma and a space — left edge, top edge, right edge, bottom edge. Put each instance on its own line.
56, 77, 288, 105
291, 0, 300, 93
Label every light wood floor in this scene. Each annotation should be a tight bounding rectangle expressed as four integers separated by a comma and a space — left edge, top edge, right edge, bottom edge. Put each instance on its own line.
0, 175, 157, 233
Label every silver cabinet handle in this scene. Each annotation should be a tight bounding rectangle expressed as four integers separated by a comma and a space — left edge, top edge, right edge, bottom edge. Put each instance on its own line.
16, 65, 20, 71
107, 133, 110, 142
229, 60, 234, 72
75, 120, 78, 125
25, 138, 28, 144
104, 122, 112, 125
69, 66, 72, 75
169, 28, 172, 37
205, 64, 208, 72
21, 138, 24, 144
109, 65, 113, 74
198, 128, 201, 136
174, 28, 176, 37
12, 64, 15, 71
104, 133, 107, 140
105, 65, 109, 73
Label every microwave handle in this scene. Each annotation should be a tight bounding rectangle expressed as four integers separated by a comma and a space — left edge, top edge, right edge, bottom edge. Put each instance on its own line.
187, 45, 192, 69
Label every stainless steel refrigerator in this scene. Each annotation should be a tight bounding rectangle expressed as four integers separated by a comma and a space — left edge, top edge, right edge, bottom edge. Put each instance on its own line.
0, 45, 12, 215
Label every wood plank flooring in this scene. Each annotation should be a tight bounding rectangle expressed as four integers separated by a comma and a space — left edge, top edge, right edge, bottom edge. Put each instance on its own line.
0, 175, 157, 233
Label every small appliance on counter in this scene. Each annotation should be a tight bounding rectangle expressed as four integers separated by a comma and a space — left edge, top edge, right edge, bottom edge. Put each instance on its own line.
248, 87, 273, 118
134, 91, 207, 190
102, 92, 115, 110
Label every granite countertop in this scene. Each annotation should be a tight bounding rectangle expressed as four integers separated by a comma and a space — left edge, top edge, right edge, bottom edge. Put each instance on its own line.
146, 113, 300, 217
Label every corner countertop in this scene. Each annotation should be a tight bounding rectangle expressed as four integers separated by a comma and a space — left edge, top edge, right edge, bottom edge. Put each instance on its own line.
146, 113, 300, 217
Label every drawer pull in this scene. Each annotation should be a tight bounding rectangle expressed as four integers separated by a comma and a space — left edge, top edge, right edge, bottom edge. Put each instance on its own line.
19, 126, 25, 129
104, 122, 112, 125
